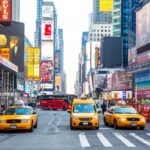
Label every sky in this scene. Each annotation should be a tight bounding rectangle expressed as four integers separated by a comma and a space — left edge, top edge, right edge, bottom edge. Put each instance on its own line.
20, 0, 92, 94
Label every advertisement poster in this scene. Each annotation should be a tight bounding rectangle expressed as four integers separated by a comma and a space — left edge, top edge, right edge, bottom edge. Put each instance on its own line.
41, 19, 53, 41
55, 50, 60, 73
42, 5, 53, 18
136, 2, 150, 48
100, 0, 113, 12
41, 41, 53, 60
0, 48, 10, 60
40, 61, 54, 82
112, 72, 133, 90
27, 48, 34, 79
10, 35, 24, 71
33, 48, 40, 80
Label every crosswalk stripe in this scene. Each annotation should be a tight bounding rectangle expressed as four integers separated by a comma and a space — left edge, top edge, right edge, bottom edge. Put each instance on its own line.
130, 133, 150, 147
97, 132, 112, 147
79, 133, 90, 148
114, 133, 136, 147
147, 133, 150, 136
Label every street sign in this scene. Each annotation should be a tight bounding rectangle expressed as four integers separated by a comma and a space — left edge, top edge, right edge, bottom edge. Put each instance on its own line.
122, 90, 126, 100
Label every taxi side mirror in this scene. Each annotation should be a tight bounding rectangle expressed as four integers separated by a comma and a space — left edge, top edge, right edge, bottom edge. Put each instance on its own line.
68, 110, 71, 113
33, 111, 37, 115
98, 110, 101, 114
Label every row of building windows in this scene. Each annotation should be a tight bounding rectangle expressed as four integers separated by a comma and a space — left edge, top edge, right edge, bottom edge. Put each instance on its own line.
90, 33, 111, 37
90, 34, 111, 41
91, 29, 111, 32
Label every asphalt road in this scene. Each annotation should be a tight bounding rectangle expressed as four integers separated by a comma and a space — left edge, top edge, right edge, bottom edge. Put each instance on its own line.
0, 110, 150, 150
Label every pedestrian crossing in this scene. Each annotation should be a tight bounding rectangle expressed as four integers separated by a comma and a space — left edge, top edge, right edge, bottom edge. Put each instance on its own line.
79, 132, 150, 148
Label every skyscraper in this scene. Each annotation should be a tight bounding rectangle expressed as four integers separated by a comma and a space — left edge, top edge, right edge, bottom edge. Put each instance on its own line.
34, 0, 57, 48
34, 0, 42, 47
12, 0, 20, 21
112, 0, 130, 67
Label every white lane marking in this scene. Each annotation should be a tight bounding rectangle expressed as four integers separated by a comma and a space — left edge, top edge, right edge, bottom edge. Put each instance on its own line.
114, 133, 136, 147
97, 132, 112, 147
79, 133, 90, 148
130, 133, 150, 147
43, 115, 54, 133
147, 133, 150, 136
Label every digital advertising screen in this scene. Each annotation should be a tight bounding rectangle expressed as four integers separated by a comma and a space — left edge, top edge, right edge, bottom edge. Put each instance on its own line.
41, 19, 53, 41
42, 5, 53, 18
0, 0, 12, 26
40, 61, 54, 82
54, 50, 60, 74
136, 2, 150, 48
41, 41, 54, 61
100, 0, 113, 12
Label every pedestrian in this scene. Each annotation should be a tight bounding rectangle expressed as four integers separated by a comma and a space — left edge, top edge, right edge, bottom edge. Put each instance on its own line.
101, 101, 107, 115
0, 105, 3, 115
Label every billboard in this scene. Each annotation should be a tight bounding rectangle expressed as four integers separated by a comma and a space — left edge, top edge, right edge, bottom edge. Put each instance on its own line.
0, 48, 10, 60
128, 46, 137, 65
40, 81, 53, 91
93, 73, 106, 89
82, 32, 88, 46
111, 91, 132, 100
0, 0, 12, 26
112, 71, 133, 90
107, 73, 113, 91
41, 19, 53, 41
10, 35, 24, 71
41, 41, 53, 60
40, 61, 54, 82
42, 5, 53, 18
27, 48, 34, 79
136, 2, 150, 48
100, 0, 113, 12
95, 47, 99, 67
55, 50, 60, 73
137, 90, 150, 99
27, 48, 40, 80
33, 48, 40, 81
135, 70, 150, 83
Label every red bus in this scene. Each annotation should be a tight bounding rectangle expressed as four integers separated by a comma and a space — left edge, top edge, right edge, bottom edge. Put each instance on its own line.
37, 94, 77, 110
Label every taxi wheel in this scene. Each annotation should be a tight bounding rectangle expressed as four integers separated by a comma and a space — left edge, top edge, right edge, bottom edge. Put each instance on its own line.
29, 121, 33, 132
114, 120, 118, 129
95, 125, 99, 130
139, 127, 145, 130
34, 120, 38, 128
104, 118, 108, 126
70, 120, 74, 130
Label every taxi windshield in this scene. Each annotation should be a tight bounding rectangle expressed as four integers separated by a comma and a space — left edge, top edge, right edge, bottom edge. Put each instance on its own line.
114, 107, 138, 114
4, 108, 31, 115
73, 104, 96, 113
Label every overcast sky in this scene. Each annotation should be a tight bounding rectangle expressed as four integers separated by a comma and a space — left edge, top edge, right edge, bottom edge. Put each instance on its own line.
20, 0, 92, 93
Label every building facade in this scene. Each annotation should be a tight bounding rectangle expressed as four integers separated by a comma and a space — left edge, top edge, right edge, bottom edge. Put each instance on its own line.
12, 0, 20, 21
89, 24, 112, 42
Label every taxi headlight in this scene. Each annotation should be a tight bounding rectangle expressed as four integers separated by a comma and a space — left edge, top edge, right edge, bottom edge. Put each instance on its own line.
141, 118, 145, 121
0, 120, 6, 123
73, 115, 78, 120
118, 118, 126, 121
93, 116, 98, 120
21, 119, 30, 123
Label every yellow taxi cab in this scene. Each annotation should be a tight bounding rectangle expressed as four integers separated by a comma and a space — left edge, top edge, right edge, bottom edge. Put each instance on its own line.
0, 105, 38, 132
103, 105, 146, 130
68, 99, 100, 130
